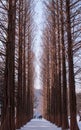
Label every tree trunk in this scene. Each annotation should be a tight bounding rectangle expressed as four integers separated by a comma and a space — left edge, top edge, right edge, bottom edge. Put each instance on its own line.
60, 0, 69, 129
66, 0, 79, 130
1, 0, 16, 130
16, 0, 23, 128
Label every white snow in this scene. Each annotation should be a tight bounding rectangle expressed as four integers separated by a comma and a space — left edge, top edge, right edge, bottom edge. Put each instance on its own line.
18, 119, 61, 130
77, 116, 81, 130
17, 117, 81, 130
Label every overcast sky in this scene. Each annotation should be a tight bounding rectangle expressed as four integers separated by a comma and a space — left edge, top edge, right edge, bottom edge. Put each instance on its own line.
33, 0, 44, 89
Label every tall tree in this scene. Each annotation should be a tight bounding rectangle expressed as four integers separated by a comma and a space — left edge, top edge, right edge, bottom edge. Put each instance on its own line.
66, 0, 79, 129
60, 0, 69, 129
1, 0, 16, 130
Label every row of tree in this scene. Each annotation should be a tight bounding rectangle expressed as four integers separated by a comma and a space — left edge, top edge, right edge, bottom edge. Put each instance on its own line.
42, 0, 81, 130
0, 0, 34, 130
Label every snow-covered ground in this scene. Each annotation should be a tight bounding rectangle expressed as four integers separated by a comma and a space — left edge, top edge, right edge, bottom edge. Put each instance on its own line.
17, 117, 81, 130
18, 119, 61, 130
77, 116, 81, 129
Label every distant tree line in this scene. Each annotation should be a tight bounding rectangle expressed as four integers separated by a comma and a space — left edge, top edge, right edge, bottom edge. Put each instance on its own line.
42, 0, 81, 130
0, 0, 34, 130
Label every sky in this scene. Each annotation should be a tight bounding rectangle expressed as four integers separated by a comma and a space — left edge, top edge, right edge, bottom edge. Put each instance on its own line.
33, 0, 44, 89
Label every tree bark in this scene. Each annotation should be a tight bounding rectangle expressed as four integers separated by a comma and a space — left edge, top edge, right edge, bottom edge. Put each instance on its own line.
66, 0, 79, 130
1, 0, 16, 130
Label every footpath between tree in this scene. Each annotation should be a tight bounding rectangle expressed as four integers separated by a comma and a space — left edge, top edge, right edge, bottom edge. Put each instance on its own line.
17, 117, 81, 130
17, 118, 62, 130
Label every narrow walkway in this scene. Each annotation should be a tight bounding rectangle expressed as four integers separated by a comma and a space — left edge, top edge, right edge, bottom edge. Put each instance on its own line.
19, 119, 61, 130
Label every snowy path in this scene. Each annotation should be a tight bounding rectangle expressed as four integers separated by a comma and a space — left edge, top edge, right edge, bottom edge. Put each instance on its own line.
19, 119, 61, 130
18, 117, 81, 130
